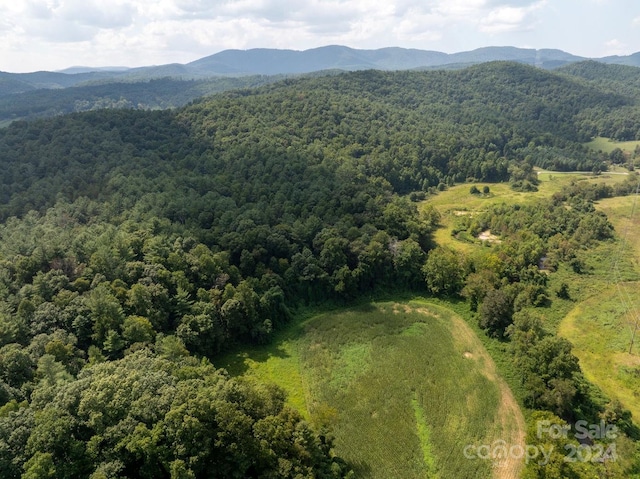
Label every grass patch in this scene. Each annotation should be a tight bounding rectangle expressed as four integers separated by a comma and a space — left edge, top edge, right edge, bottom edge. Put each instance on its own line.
559, 286, 640, 421
218, 319, 311, 419
222, 300, 525, 479
299, 301, 518, 478
597, 195, 640, 269
423, 173, 635, 258
423, 182, 547, 254
557, 193, 640, 424
411, 393, 437, 476
586, 136, 640, 155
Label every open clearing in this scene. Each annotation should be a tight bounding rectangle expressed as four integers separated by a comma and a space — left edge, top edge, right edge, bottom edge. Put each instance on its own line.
424, 172, 629, 254
586, 136, 640, 155
220, 301, 524, 479
559, 285, 640, 422
558, 191, 640, 424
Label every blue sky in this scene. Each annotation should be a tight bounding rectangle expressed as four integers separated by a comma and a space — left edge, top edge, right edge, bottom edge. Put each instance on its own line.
0, 0, 639, 73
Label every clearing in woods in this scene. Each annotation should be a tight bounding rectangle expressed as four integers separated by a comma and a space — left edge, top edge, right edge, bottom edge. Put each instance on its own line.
221, 301, 525, 479
586, 136, 640, 155
425, 172, 630, 254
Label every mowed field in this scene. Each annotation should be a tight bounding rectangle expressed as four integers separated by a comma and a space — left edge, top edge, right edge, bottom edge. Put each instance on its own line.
220, 301, 525, 479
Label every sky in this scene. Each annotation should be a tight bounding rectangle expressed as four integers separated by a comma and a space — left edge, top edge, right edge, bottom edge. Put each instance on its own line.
1, 0, 639, 73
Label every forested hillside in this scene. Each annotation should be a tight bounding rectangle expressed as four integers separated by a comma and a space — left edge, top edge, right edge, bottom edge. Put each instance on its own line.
1, 63, 631, 217
0, 62, 639, 477
0, 61, 636, 361
0, 76, 284, 125
559, 61, 640, 140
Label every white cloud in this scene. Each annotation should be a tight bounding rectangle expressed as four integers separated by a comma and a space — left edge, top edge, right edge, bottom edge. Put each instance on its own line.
0, 6, 14, 32
0, 0, 635, 72
7, 0, 136, 44
433, 0, 488, 19
604, 38, 628, 56
172, 0, 218, 16
391, 7, 446, 43
24, 0, 56, 20
57, 0, 136, 29
479, 1, 546, 33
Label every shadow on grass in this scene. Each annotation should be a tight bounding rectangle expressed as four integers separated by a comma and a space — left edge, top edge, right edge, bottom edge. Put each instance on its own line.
217, 289, 431, 377
624, 422, 640, 441
218, 340, 292, 376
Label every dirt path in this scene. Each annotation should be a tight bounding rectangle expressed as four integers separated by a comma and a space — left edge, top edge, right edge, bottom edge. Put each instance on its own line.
448, 312, 527, 479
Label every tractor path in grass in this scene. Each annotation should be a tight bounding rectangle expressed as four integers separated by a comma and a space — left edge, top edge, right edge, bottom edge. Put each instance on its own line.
443, 308, 526, 479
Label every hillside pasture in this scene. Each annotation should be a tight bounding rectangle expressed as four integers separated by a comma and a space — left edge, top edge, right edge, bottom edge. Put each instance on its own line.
559, 285, 640, 422
559, 192, 640, 424
586, 136, 640, 155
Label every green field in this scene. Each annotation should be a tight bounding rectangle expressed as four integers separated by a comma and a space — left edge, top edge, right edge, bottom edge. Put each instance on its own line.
220, 301, 525, 479
425, 182, 547, 254
558, 192, 640, 423
424, 172, 629, 254
559, 285, 640, 421
587, 136, 640, 155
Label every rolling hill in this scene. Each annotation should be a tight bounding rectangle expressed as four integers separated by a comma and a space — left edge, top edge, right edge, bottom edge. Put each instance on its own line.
4, 45, 637, 83
0, 58, 640, 478
0, 62, 629, 220
1, 46, 639, 126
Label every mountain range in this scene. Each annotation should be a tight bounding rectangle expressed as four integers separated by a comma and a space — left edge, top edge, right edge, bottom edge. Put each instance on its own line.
2, 45, 640, 93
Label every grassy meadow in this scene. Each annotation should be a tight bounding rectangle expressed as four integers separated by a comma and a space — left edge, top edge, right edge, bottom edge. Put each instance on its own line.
559, 285, 640, 421
423, 169, 640, 430
558, 191, 640, 423
220, 301, 525, 479
424, 170, 630, 254
586, 136, 640, 155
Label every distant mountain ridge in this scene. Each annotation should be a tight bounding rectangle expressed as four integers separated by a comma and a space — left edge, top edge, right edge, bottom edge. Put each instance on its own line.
2, 45, 639, 93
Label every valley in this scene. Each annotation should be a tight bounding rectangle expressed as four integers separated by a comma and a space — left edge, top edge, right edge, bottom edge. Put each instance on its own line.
0, 60, 639, 477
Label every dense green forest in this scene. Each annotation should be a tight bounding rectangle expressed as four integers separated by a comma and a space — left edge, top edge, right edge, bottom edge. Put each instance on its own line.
0, 61, 640, 477
558, 62, 640, 140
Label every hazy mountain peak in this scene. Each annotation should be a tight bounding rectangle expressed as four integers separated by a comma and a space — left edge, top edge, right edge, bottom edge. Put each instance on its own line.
2, 45, 639, 93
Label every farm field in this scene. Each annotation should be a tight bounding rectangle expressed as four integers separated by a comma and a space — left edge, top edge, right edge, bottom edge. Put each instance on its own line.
220, 301, 525, 479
